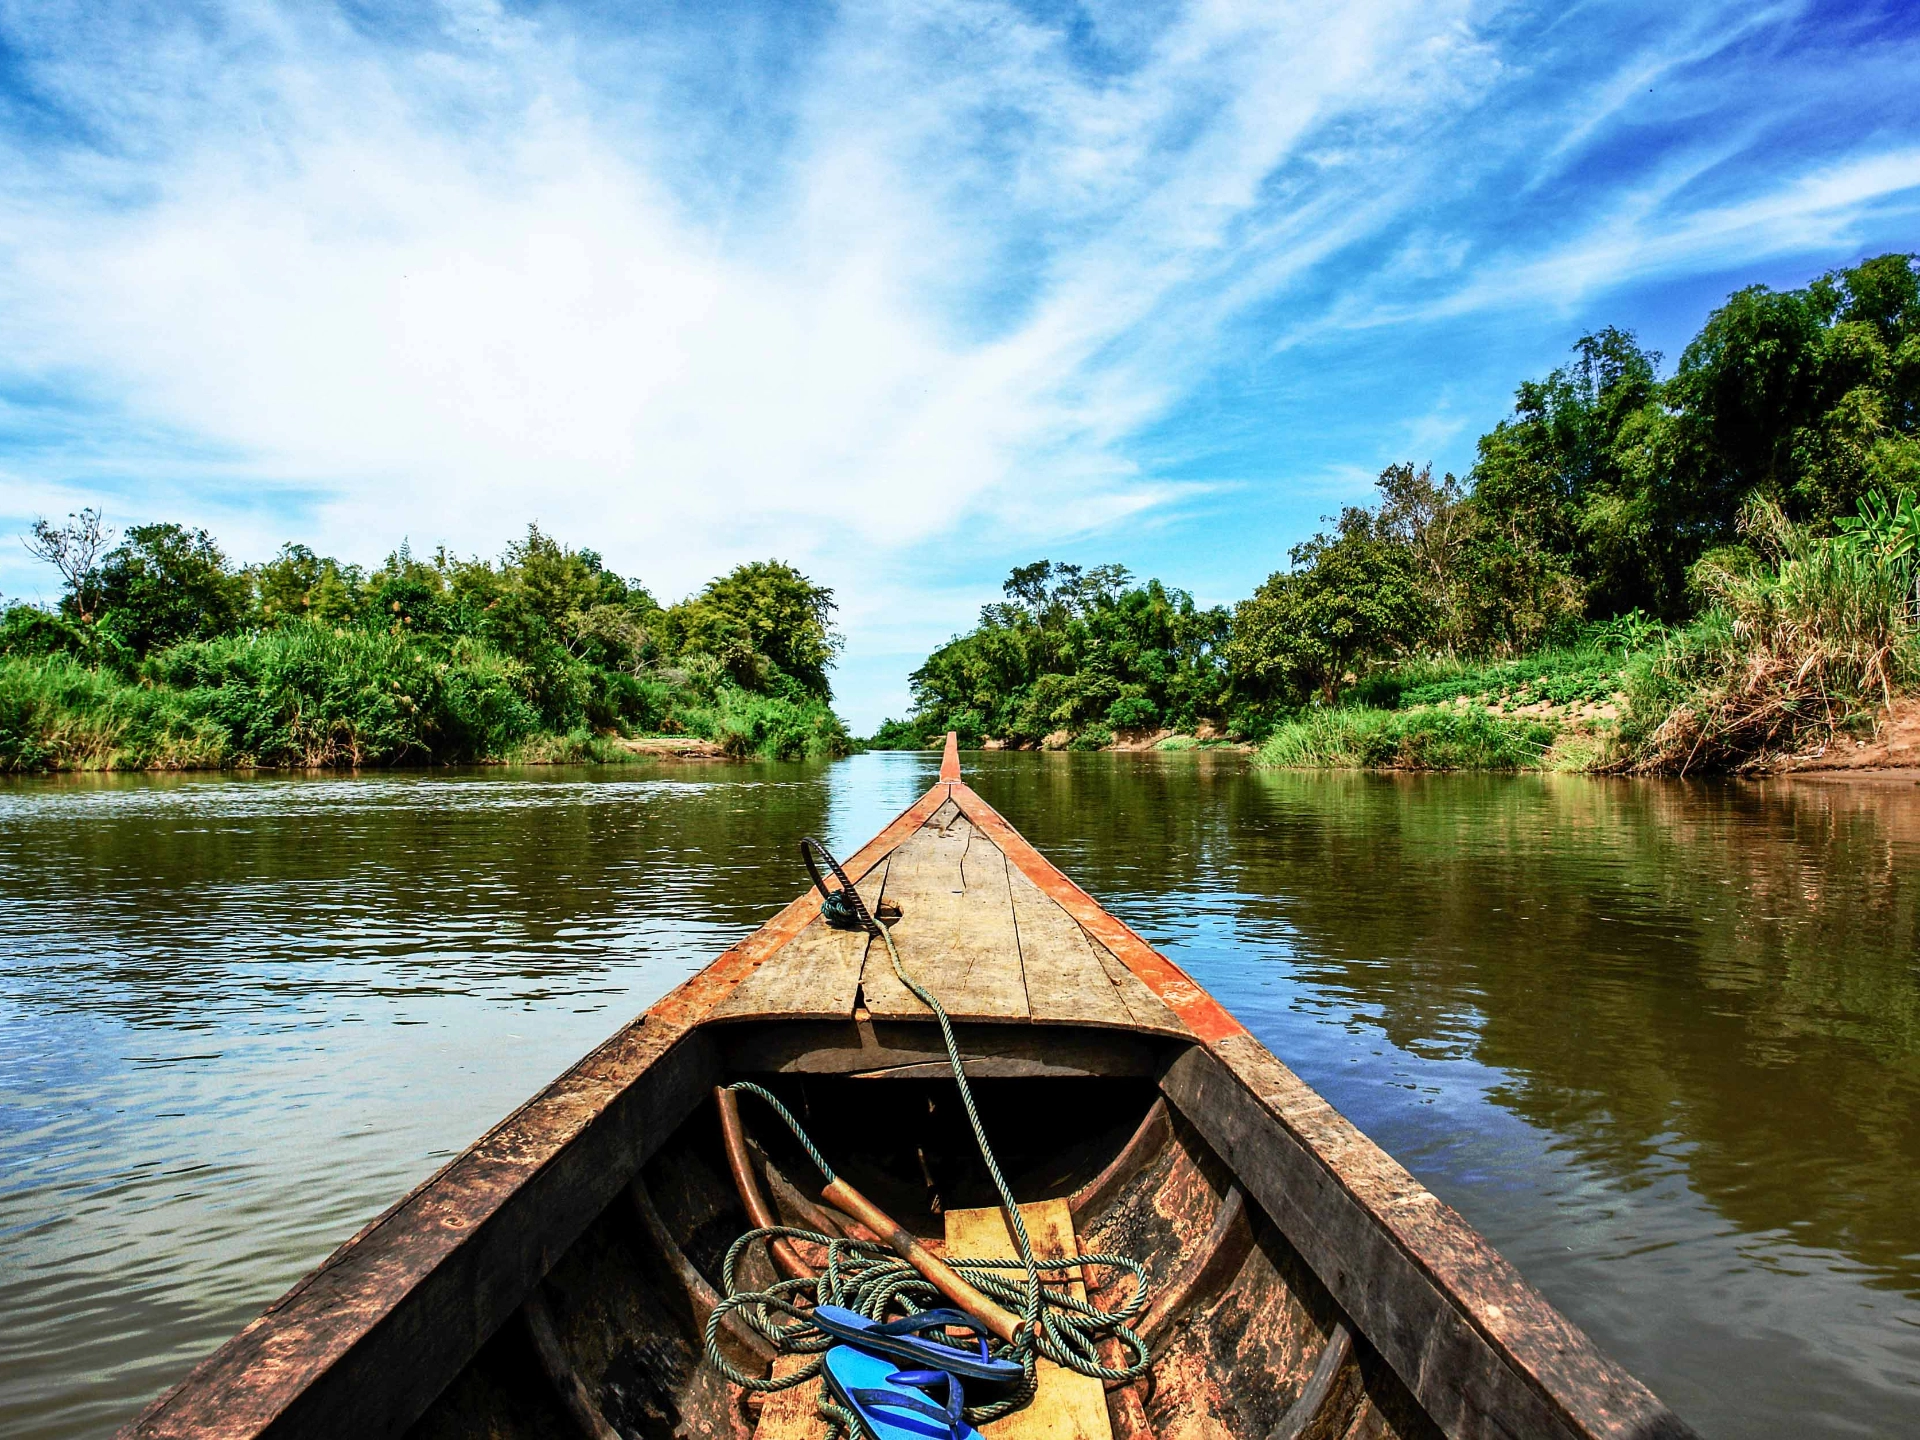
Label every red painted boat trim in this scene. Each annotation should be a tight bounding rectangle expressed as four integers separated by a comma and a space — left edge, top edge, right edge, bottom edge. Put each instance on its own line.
939, 731, 961, 782
645, 778, 953, 1029
950, 779, 1244, 1044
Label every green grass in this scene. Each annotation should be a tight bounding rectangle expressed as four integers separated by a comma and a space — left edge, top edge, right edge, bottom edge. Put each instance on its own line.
1, 623, 852, 771
1257, 706, 1558, 770
676, 688, 851, 761
1613, 519, 1919, 772
1348, 643, 1631, 712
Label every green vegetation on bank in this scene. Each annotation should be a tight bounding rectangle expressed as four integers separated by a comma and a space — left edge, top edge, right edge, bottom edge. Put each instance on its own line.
874, 253, 1920, 772
867, 562, 1229, 750
1, 520, 851, 771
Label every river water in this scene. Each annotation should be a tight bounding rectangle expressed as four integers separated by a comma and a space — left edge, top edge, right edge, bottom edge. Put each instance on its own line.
1, 753, 1915, 1438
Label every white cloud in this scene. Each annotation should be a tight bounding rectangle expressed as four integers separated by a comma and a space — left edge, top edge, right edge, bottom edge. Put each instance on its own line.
0, 0, 1915, 726
0, 1, 1482, 589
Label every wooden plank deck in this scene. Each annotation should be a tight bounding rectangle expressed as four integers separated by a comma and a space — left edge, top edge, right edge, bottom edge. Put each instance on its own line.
709, 863, 888, 1022
750, 1354, 825, 1440
708, 801, 1192, 1037
859, 816, 1030, 1022
1009, 865, 1139, 1030
943, 1200, 1111, 1440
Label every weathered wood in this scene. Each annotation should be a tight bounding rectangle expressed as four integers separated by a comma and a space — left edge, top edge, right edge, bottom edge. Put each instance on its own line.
943, 1199, 1111, 1440
648, 783, 951, 1032
950, 783, 1228, 1043
751, 1355, 827, 1440
859, 819, 1029, 1023
124, 1022, 721, 1440
1137, 1184, 1255, 1353
1007, 865, 1137, 1029
1090, 945, 1187, 1035
1160, 1040, 1698, 1440
1272, 1321, 1360, 1440
1068, 1099, 1171, 1224
626, 1178, 776, 1368
712, 1020, 1170, 1080
708, 867, 884, 1021
522, 1289, 622, 1440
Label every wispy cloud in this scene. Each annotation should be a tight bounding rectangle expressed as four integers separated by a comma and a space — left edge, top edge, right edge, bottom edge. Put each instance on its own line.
0, 0, 1915, 725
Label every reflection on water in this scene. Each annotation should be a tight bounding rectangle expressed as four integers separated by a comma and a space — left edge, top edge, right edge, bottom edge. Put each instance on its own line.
3, 755, 1917, 1437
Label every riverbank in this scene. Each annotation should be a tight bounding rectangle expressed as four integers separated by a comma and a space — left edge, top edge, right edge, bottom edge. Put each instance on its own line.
1253, 690, 1920, 775
0, 649, 847, 772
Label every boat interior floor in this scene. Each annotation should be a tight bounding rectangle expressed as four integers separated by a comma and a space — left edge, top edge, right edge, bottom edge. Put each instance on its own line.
406, 1061, 1444, 1440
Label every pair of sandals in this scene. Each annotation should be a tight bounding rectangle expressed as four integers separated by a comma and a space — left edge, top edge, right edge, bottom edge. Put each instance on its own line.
813, 1305, 1021, 1440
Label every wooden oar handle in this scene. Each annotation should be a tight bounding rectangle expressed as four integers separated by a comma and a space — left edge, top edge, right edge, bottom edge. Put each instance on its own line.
714, 1087, 813, 1281
819, 1177, 1024, 1345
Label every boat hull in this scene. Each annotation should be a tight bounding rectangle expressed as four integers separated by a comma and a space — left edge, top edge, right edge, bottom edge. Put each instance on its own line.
120, 742, 1697, 1440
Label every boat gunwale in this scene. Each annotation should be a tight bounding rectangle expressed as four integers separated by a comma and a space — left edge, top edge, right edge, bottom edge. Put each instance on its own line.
115, 736, 1697, 1440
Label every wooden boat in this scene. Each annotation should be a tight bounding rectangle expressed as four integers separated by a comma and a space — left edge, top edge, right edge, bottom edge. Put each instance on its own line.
122, 736, 1697, 1440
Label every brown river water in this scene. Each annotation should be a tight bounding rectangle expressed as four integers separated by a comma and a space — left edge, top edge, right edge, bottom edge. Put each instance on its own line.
0, 752, 1916, 1438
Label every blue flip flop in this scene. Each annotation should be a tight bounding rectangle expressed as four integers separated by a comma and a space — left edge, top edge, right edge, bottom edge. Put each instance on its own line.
811, 1305, 1022, 1384
822, 1346, 982, 1440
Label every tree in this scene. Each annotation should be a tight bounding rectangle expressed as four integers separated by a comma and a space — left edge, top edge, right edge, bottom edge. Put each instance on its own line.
252, 544, 362, 626
93, 523, 248, 657
892, 561, 1228, 745
1228, 506, 1433, 706
669, 561, 842, 699
23, 508, 112, 622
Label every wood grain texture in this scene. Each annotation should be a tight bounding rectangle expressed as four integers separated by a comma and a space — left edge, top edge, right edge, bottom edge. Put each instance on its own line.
1160, 1040, 1700, 1440
947, 783, 1220, 1042
522, 1290, 622, 1440
1090, 947, 1187, 1035
750, 1355, 827, 1440
647, 783, 950, 1031
712, 1021, 1168, 1080
860, 818, 1029, 1023
943, 1200, 1111, 1440
122, 1023, 721, 1440
708, 865, 887, 1023
1006, 865, 1136, 1029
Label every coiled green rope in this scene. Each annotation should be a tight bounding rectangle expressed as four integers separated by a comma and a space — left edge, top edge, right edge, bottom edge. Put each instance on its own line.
699, 841, 1154, 1432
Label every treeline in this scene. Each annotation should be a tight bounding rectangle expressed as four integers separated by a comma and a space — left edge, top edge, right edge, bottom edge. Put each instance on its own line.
878, 253, 1920, 767
1, 519, 850, 770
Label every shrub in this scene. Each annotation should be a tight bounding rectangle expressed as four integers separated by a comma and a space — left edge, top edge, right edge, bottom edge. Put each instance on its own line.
1068, 724, 1115, 751
695, 688, 853, 761
1258, 706, 1555, 770
865, 716, 938, 750
0, 656, 228, 771
1614, 503, 1918, 772
1105, 695, 1159, 730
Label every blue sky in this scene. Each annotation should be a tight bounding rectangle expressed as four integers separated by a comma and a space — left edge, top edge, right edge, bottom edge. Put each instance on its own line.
1, 0, 1917, 731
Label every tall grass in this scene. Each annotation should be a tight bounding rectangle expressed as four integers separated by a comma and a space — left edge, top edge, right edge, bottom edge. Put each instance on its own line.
1, 620, 853, 770
1615, 504, 1918, 773
0, 656, 230, 770
1258, 706, 1556, 770
684, 688, 851, 761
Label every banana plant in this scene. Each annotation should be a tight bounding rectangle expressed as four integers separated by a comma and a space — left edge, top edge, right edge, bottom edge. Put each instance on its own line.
1837, 488, 1920, 621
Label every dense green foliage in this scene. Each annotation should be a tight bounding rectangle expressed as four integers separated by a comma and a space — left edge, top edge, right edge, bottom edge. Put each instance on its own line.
1, 521, 850, 770
878, 253, 1920, 768
872, 562, 1229, 748
1257, 707, 1557, 771
1611, 499, 1919, 772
